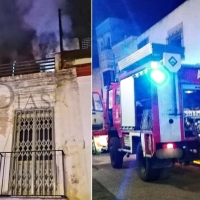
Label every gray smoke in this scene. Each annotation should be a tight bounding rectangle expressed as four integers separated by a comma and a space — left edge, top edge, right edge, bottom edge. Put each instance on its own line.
18, 0, 74, 59
0, 0, 35, 63
0, 0, 75, 63
19, 0, 71, 38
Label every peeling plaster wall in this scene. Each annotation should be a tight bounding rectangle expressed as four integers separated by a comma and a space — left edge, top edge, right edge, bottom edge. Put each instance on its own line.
0, 69, 91, 200
77, 76, 91, 200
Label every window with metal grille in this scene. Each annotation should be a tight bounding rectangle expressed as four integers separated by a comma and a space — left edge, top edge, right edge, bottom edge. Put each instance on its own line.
10, 108, 56, 196
167, 23, 184, 47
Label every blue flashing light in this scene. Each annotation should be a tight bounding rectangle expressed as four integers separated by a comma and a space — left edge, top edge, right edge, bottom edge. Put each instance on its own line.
149, 61, 168, 85
150, 69, 166, 84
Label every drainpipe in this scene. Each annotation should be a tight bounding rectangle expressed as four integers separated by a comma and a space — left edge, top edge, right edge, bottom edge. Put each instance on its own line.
58, 9, 63, 69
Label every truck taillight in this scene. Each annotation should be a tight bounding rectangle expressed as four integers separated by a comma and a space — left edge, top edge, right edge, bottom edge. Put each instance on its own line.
167, 143, 174, 149
163, 143, 175, 149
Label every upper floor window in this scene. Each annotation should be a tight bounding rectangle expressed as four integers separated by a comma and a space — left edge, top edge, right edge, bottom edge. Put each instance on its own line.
105, 37, 111, 49
103, 70, 114, 87
99, 36, 111, 52
167, 23, 183, 47
137, 38, 149, 49
100, 41, 104, 51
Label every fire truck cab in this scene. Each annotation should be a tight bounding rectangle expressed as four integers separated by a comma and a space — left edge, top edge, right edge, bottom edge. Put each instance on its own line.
92, 91, 108, 154
107, 43, 200, 181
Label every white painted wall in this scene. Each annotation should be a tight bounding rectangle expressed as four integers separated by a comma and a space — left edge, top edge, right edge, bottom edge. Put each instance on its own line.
112, 36, 138, 64
136, 0, 200, 65
77, 76, 92, 200
92, 68, 102, 92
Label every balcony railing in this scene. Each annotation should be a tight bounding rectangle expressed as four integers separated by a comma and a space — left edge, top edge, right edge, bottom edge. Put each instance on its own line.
99, 49, 114, 62
0, 57, 55, 78
0, 150, 66, 198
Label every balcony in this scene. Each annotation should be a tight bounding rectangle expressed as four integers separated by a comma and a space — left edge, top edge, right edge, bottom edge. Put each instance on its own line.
0, 58, 55, 78
99, 49, 114, 63
0, 150, 66, 198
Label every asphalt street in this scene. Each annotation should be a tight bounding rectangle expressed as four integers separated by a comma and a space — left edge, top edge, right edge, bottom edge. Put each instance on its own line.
92, 153, 200, 200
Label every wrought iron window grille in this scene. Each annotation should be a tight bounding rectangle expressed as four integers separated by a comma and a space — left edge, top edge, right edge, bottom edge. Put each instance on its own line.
0, 108, 67, 198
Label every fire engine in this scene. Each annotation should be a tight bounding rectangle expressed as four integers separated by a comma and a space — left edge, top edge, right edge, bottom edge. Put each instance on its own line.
107, 43, 200, 181
92, 90, 108, 154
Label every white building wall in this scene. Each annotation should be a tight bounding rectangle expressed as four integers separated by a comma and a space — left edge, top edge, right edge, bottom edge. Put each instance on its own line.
77, 75, 92, 200
112, 36, 138, 64
0, 69, 91, 200
112, 35, 138, 79
95, 18, 138, 96
136, 0, 200, 65
92, 68, 102, 92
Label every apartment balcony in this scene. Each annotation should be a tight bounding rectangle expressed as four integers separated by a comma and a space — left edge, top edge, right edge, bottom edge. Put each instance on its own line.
0, 150, 66, 198
0, 58, 55, 78
99, 49, 114, 63
100, 59, 115, 72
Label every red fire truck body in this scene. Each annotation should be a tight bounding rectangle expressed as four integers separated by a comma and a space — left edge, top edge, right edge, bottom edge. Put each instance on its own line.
107, 43, 200, 181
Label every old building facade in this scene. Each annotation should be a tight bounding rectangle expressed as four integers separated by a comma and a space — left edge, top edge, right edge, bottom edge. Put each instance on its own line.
0, 50, 91, 200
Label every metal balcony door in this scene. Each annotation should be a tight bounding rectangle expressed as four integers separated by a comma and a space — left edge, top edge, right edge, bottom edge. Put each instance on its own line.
10, 108, 56, 196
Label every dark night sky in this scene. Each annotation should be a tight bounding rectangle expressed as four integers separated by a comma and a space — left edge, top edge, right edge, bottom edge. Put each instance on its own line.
0, 0, 90, 64
92, 0, 186, 67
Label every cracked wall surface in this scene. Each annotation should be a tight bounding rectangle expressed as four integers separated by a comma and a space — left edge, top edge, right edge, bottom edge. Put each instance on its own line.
0, 68, 91, 200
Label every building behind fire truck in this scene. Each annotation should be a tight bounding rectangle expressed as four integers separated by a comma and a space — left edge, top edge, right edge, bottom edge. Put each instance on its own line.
95, 0, 200, 98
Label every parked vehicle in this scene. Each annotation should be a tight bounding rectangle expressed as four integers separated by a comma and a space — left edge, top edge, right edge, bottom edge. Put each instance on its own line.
92, 91, 108, 154
106, 43, 200, 181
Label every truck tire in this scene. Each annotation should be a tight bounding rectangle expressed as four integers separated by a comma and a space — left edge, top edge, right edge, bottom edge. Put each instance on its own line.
109, 137, 123, 169
136, 143, 159, 181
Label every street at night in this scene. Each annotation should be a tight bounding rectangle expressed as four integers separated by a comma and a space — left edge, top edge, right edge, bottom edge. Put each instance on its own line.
93, 153, 200, 200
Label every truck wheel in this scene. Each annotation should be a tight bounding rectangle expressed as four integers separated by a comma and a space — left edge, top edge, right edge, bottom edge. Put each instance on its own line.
109, 137, 123, 169
136, 143, 159, 181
